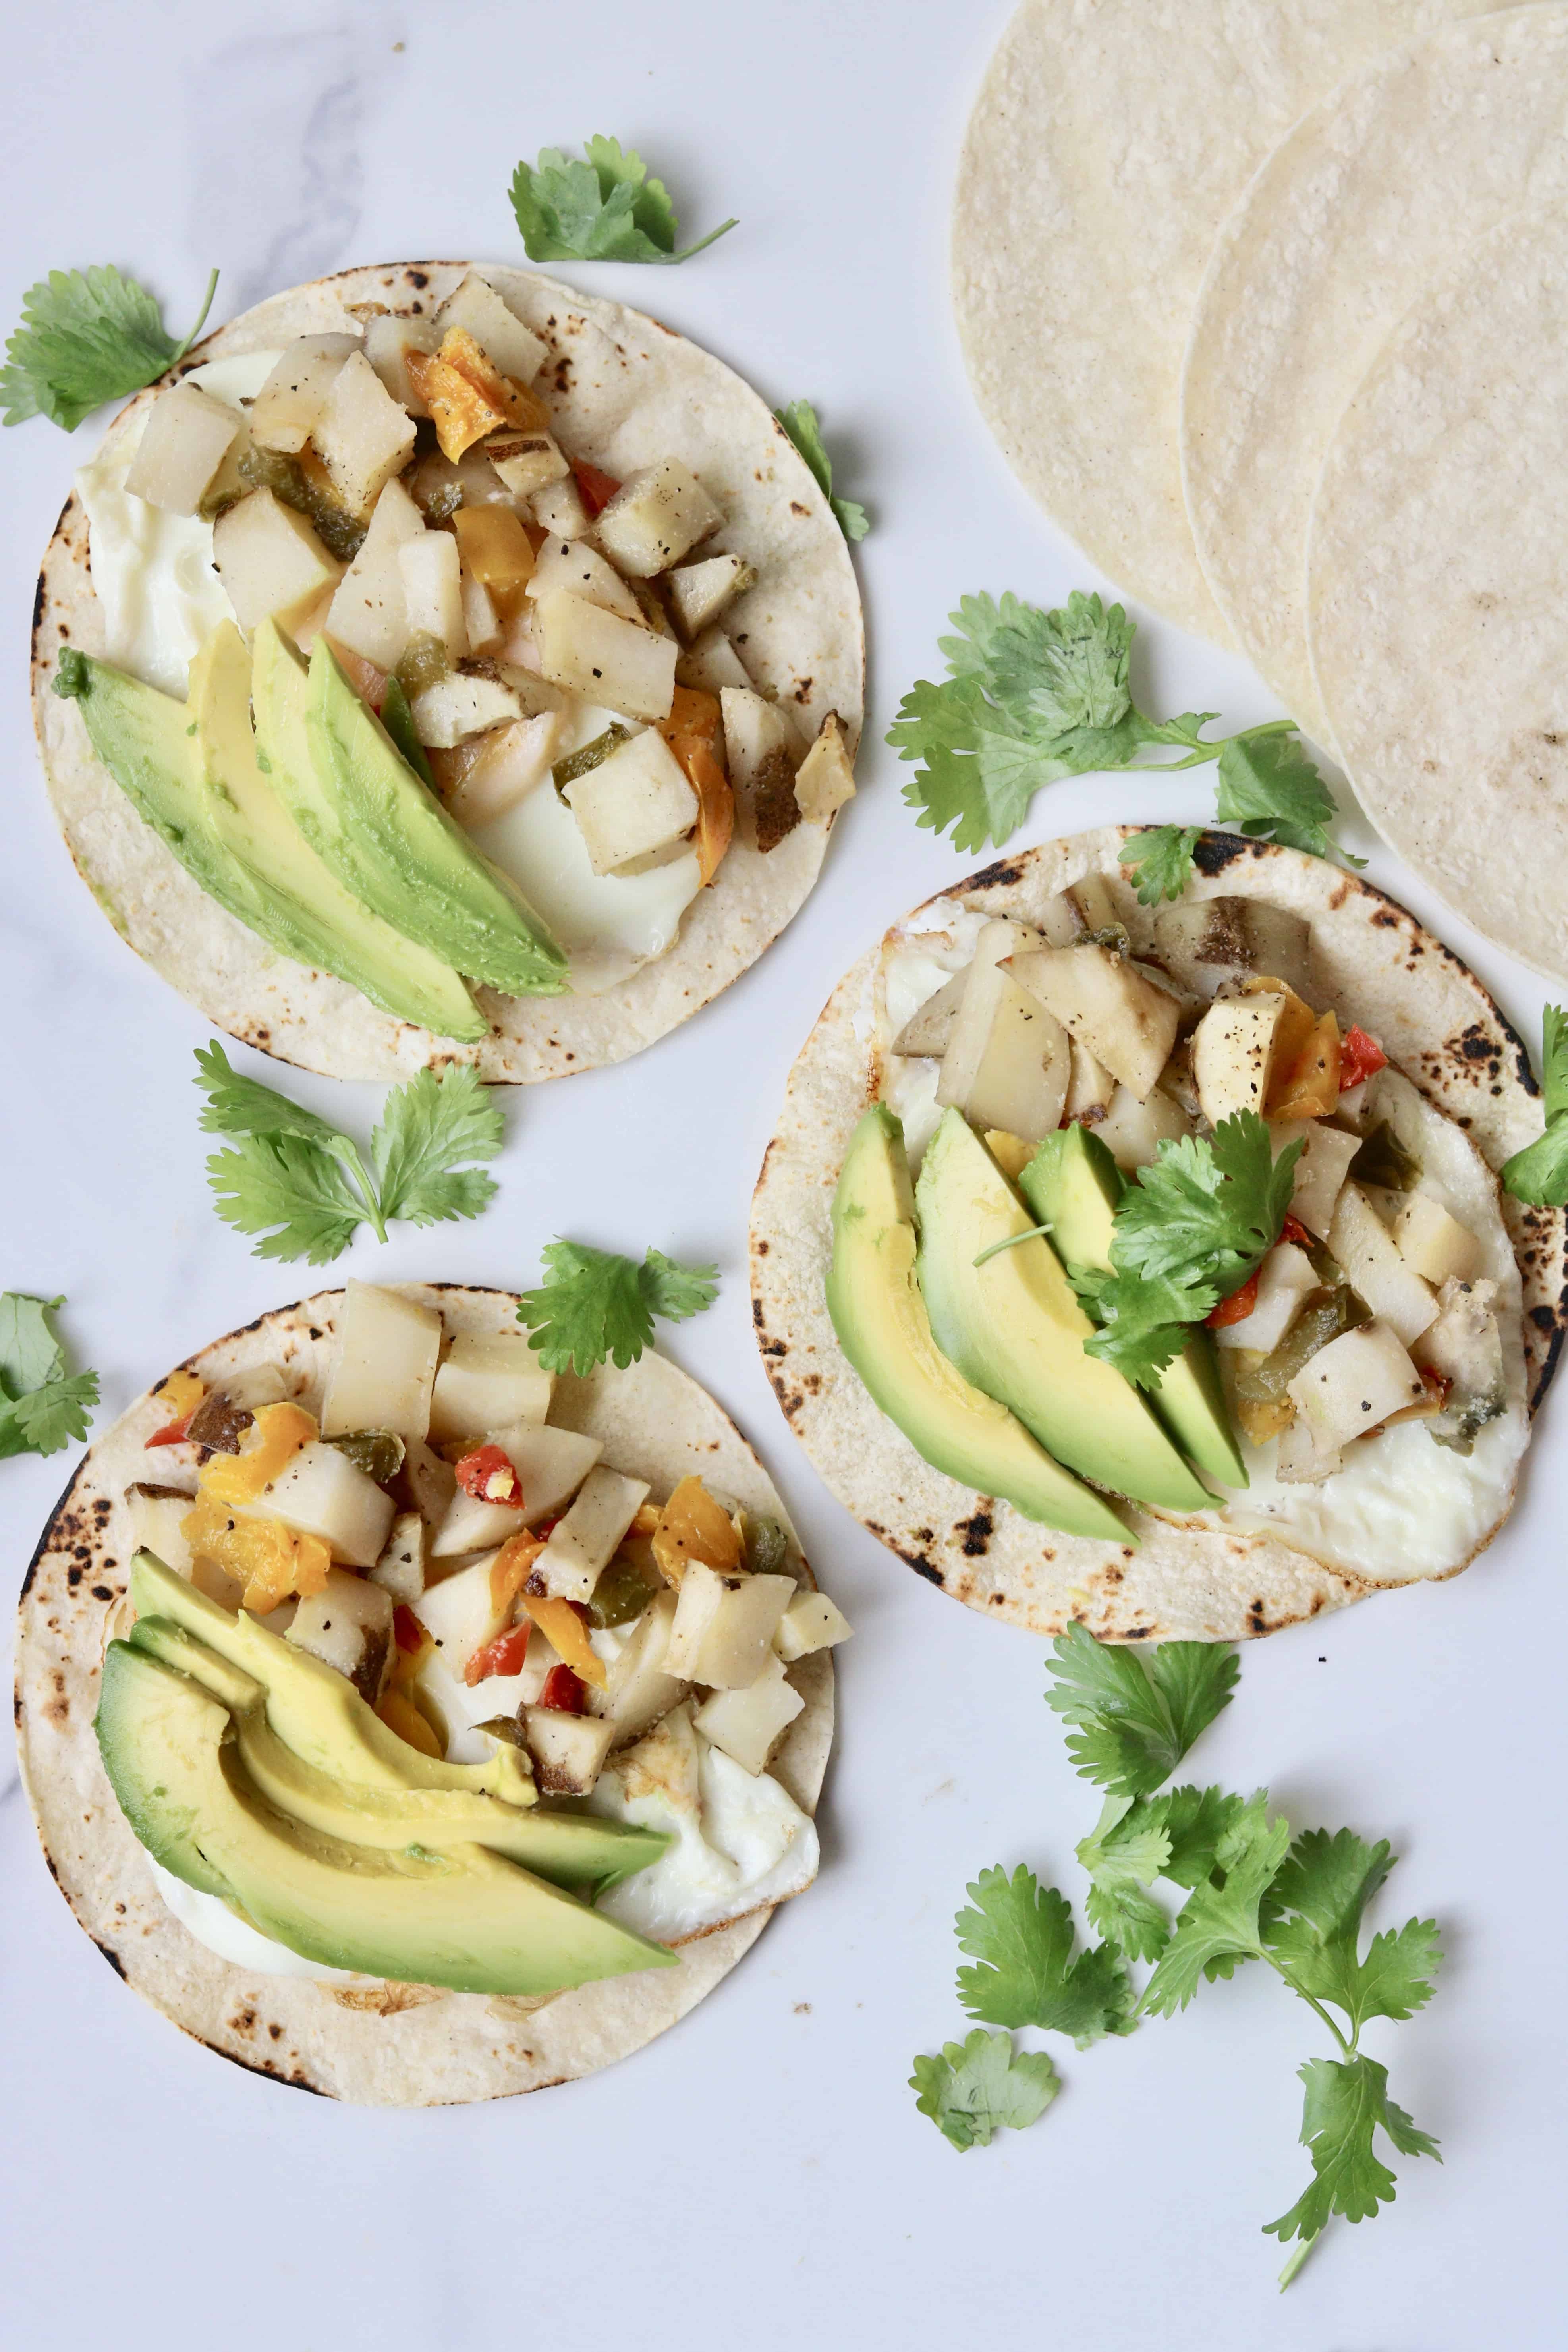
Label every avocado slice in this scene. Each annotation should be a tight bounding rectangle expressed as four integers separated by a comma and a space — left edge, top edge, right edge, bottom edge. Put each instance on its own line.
825, 1106, 1132, 1541
95, 1633, 234, 1898
96, 1643, 674, 1995
130, 1611, 666, 1902
293, 633, 566, 999
1020, 1126, 1247, 1490
915, 1111, 1212, 1516
191, 623, 487, 1042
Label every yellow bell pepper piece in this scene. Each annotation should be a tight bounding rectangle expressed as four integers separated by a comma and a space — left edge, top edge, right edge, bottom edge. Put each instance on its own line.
199, 1401, 317, 1506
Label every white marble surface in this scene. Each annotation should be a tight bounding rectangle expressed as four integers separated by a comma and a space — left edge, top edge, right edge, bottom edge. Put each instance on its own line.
1, 4, 1563, 2345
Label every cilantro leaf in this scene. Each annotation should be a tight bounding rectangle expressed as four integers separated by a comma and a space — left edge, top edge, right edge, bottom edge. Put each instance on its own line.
0, 1294, 99, 1460
1139, 1794, 1292, 2016
1044, 1623, 1239, 1800
1159, 1783, 1250, 1889
370, 1065, 504, 1227
1120, 825, 1201, 906
1214, 729, 1360, 863
887, 675, 1044, 854
1262, 1829, 1441, 2034
955, 1865, 1131, 2045
910, 2028, 1060, 2151
509, 139, 736, 265
775, 400, 868, 541
1077, 1796, 1174, 1962
205, 1136, 367, 1267
193, 1041, 346, 1151
518, 1241, 719, 1376
1502, 1005, 1568, 1205
1, 265, 218, 432
1264, 2056, 1440, 2244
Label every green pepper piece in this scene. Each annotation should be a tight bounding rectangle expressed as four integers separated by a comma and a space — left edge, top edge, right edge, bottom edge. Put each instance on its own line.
322, 1428, 407, 1486
1232, 1287, 1370, 1407
743, 1514, 790, 1577
396, 631, 451, 698
378, 675, 437, 789
586, 1556, 654, 1630
1350, 1120, 1421, 1192
552, 724, 632, 792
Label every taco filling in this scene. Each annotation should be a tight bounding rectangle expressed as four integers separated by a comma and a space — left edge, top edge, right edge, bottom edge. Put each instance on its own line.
97, 1282, 848, 1997
52, 269, 857, 1039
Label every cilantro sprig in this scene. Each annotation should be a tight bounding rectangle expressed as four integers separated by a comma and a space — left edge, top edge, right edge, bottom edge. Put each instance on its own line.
887, 590, 1362, 882
1501, 1004, 1568, 1205
1074, 1113, 1302, 1387
775, 400, 869, 543
509, 138, 736, 265
1, 265, 219, 432
0, 1294, 98, 1459
518, 1241, 718, 1375
195, 1041, 503, 1264
912, 1630, 1443, 2287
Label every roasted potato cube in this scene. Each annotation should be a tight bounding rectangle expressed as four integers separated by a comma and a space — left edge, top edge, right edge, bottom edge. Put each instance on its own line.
587, 1590, 687, 1745
1009, 943, 1181, 1102
321, 1282, 442, 1444
1288, 1320, 1425, 1452
410, 672, 522, 749
563, 726, 699, 876
720, 686, 801, 850
1093, 1081, 1193, 1170
124, 382, 243, 515
1065, 1038, 1115, 1123
693, 1655, 805, 1774
526, 535, 644, 624
1271, 1119, 1360, 1240
313, 350, 417, 519
444, 713, 561, 825
361, 313, 439, 414
238, 1442, 395, 1568
1153, 896, 1314, 1000
286, 1566, 394, 1701
1190, 993, 1287, 1125
1210, 1243, 1319, 1354
666, 552, 755, 639
937, 920, 1071, 1141
891, 970, 966, 1060
433, 272, 548, 388
398, 530, 467, 656
324, 475, 423, 670
413, 1548, 509, 1676
486, 430, 570, 498
772, 1589, 852, 1662
523, 1707, 615, 1796
249, 333, 361, 454
1327, 1185, 1438, 1348
428, 1329, 553, 1443
595, 458, 724, 577
126, 1483, 199, 1578
368, 1508, 427, 1605
212, 489, 340, 632
1392, 1194, 1484, 1286
430, 1423, 602, 1558
677, 628, 751, 696
793, 711, 856, 826
664, 1564, 796, 1688
530, 473, 590, 537
1066, 873, 1121, 934
533, 589, 677, 721
532, 1468, 652, 1604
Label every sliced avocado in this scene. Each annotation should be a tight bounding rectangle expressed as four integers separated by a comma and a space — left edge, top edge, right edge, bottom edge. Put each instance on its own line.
300, 636, 567, 998
96, 1644, 674, 1995
1020, 1126, 1246, 1490
915, 1111, 1211, 1516
196, 623, 486, 1042
131, 1609, 666, 1902
825, 1106, 1132, 1541
95, 1636, 234, 1898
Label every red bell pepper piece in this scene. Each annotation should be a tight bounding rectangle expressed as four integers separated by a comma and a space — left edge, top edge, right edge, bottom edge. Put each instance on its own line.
1281, 1214, 1315, 1251
393, 1604, 424, 1655
454, 1444, 522, 1505
537, 1663, 587, 1715
464, 1622, 532, 1688
1339, 1025, 1388, 1091
572, 462, 620, 518
146, 1411, 195, 1448
1207, 1269, 1261, 1329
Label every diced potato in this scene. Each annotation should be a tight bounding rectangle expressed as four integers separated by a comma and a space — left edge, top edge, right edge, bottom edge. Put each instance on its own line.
794, 711, 856, 826
891, 970, 967, 1059
238, 1441, 395, 1568
1327, 1185, 1439, 1348
1065, 1038, 1115, 1123
1211, 1243, 1318, 1354
1009, 944, 1181, 1101
452, 504, 536, 614
937, 919, 1071, 1141
773, 1589, 852, 1663
533, 1468, 652, 1603
1066, 873, 1121, 934
588, 1591, 688, 1743
677, 628, 751, 696
368, 1508, 426, 1605
430, 1423, 602, 1557
427, 1329, 552, 1444
321, 1283, 442, 1444
410, 671, 523, 749
249, 334, 361, 454
1190, 994, 1286, 1126
595, 458, 724, 577
531, 473, 590, 537
693, 1655, 805, 1775
458, 570, 498, 654
125, 383, 243, 515
212, 490, 340, 632
1271, 1119, 1360, 1240
1153, 896, 1314, 1000
324, 474, 423, 670
720, 686, 802, 851
223, 1364, 295, 1412
1420, 1277, 1504, 1397
486, 430, 570, 498
1274, 1415, 1342, 1485
126, 1483, 199, 1578
666, 553, 755, 639
362, 313, 439, 414
1392, 1194, 1484, 1286
523, 1707, 615, 1796
531, 589, 676, 722
525, 536, 644, 624
1094, 1082, 1193, 1171
402, 1438, 456, 1539
1288, 1319, 1425, 1451
434, 271, 548, 387
664, 1564, 796, 1689
398, 531, 467, 655
313, 350, 417, 519
286, 1566, 393, 1701
413, 1548, 508, 1675
563, 726, 699, 876
444, 712, 560, 826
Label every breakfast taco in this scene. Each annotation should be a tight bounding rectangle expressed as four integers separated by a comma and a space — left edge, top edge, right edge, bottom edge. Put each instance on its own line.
15, 1282, 846, 2104
750, 828, 1563, 1640
32, 261, 862, 1081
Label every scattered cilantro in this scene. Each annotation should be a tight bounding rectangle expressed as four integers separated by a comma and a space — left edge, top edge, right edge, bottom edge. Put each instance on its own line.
1502, 1004, 1568, 1205
1138, 1792, 1293, 2014
910, 2029, 1060, 2151
0, 1294, 98, 1459
1078, 1785, 1249, 1962
774, 400, 869, 542
517, 1240, 718, 1375
1120, 825, 1202, 905
1044, 1623, 1240, 1798
954, 1866, 1132, 2046
195, 1041, 503, 1263
886, 589, 1360, 871
1, 265, 218, 432
1082, 1113, 1302, 1386
509, 138, 736, 265
1266, 2056, 1440, 2257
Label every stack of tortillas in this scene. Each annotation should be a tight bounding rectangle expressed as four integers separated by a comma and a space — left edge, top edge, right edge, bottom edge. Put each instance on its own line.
954, 2, 1568, 983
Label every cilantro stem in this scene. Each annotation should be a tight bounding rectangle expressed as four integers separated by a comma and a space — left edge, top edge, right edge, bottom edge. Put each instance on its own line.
972, 1221, 1053, 1268
1276, 2230, 1322, 2291
169, 268, 220, 367
336, 1143, 388, 1244
1261, 1954, 1355, 2059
